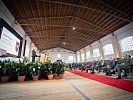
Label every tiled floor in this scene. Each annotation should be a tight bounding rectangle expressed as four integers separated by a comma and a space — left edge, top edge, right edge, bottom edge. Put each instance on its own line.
0, 71, 133, 100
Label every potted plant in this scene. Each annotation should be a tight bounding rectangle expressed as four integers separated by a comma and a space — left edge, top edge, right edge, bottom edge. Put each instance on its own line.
30, 62, 41, 81
16, 58, 29, 82
53, 60, 65, 79
39, 62, 47, 79
44, 60, 53, 80
0, 60, 13, 83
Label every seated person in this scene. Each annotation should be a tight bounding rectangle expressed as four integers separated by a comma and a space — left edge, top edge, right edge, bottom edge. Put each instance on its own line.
95, 59, 102, 73
90, 60, 97, 74
105, 58, 116, 76
100, 60, 107, 73
114, 54, 132, 79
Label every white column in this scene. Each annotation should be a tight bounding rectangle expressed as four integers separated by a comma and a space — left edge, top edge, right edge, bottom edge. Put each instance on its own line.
28, 42, 32, 60
90, 46, 93, 61
98, 41, 104, 60
75, 52, 77, 63
79, 51, 82, 63
84, 48, 87, 62
111, 35, 121, 58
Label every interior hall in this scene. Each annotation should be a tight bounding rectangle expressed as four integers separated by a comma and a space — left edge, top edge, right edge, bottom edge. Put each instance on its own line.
0, 0, 133, 100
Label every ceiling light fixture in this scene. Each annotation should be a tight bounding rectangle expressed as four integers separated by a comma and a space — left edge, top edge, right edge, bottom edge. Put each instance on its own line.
72, 27, 76, 30
63, 42, 65, 45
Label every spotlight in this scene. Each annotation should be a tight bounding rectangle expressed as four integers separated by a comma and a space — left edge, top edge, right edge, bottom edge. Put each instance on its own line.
72, 27, 75, 30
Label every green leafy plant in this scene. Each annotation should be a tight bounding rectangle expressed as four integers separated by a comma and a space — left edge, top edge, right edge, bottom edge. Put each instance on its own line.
44, 60, 53, 75
0, 60, 14, 76
30, 62, 41, 76
53, 60, 65, 75
16, 58, 29, 76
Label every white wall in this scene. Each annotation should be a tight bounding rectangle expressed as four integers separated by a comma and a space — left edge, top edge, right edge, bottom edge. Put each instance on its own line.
77, 22, 133, 62
76, 51, 80, 63
0, 1, 37, 58
80, 49, 85, 62
42, 48, 76, 63
85, 46, 91, 62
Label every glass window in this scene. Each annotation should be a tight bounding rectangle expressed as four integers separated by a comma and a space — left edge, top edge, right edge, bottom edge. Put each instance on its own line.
93, 48, 100, 57
57, 54, 61, 58
103, 44, 114, 55
120, 36, 133, 52
86, 51, 90, 59
68, 56, 74, 63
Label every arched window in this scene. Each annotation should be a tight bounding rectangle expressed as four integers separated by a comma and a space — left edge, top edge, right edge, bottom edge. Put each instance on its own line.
103, 44, 114, 55
93, 48, 100, 57
86, 51, 90, 59
68, 56, 74, 63
120, 36, 133, 52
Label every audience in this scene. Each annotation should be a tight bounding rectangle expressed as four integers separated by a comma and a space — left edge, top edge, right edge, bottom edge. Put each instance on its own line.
68, 54, 133, 79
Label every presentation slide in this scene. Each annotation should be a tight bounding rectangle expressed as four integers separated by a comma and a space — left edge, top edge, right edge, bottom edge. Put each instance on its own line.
0, 27, 20, 56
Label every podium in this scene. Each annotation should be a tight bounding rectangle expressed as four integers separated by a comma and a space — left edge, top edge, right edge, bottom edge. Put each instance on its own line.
36, 55, 41, 62
40, 54, 46, 63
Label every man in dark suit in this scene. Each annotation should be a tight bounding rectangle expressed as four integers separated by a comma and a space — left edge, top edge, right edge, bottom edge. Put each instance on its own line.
32, 49, 36, 62
101, 60, 107, 73
106, 58, 116, 76
90, 60, 97, 74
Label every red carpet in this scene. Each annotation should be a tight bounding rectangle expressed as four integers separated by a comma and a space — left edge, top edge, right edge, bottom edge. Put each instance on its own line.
67, 70, 133, 93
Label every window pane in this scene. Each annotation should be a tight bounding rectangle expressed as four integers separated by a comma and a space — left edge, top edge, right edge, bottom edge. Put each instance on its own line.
58, 54, 61, 58
68, 56, 74, 63
103, 44, 114, 55
93, 48, 100, 57
120, 36, 133, 52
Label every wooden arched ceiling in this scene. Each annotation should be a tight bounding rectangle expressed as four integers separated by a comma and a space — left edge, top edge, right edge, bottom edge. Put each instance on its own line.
2, 0, 133, 52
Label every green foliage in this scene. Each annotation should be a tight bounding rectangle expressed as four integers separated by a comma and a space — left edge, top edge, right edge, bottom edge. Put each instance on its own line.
16, 59, 29, 76
44, 60, 53, 75
0, 58, 67, 78
0, 60, 14, 76
30, 62, 41, 76
53, 60, 66, 74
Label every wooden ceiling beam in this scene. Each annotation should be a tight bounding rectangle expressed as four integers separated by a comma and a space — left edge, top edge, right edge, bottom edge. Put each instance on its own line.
39, 0, 132, 22
59, 1, 80, 47
39, 40, 83, 48
26, 27, 67, 34
17, 16, 72, 20
18, 15, 112, 32
20, 24, 100, 32
98, 0, 131, 18
30, 35, 90, 43
74, 16, 112, 32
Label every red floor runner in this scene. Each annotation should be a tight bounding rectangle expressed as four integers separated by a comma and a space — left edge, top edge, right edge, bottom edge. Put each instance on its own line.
67, 70, 133, 93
